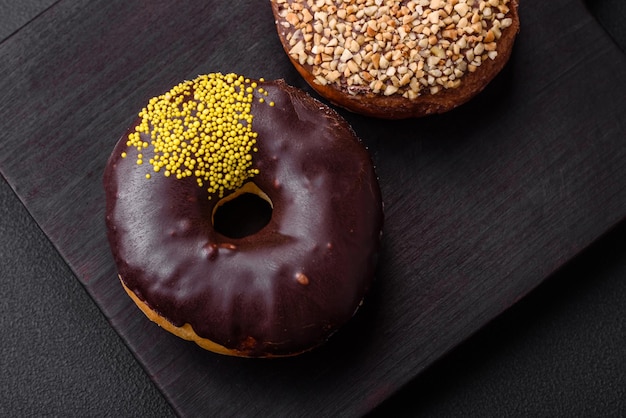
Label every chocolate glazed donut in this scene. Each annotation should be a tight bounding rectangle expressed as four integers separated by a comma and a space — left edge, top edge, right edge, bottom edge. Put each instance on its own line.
104, 74, 383, 357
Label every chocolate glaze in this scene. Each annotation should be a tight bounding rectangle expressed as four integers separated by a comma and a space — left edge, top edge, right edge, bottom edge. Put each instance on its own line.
104, 79, 383, 357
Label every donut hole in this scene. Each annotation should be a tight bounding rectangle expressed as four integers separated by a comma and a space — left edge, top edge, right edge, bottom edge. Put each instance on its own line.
212, 182, 273, 239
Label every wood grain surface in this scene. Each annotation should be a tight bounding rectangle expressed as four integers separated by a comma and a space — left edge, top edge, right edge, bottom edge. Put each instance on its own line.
1, 0, 625, 416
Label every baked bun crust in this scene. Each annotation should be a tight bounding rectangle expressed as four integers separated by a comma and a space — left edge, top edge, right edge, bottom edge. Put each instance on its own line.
271, 0, 520, 119
104, 74, 383, 357
120, 278, 239, 356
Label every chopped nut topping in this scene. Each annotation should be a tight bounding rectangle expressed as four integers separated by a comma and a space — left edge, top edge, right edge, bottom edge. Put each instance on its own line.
275, 0, 513, 98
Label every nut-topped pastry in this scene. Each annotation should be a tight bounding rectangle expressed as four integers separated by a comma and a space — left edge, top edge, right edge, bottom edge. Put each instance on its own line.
271, 0, 520, 118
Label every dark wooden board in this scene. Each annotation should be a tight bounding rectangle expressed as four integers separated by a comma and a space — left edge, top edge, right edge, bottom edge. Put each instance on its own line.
0, 0, 58, 41
1, 0, 625, 416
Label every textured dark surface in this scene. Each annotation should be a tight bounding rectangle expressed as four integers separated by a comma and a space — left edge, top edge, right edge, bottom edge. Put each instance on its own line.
587, 0, 626, 51
1, 0, 625, 416
0, 0, 57, 40
0, 175, 174, 417
373, 221, 626, 417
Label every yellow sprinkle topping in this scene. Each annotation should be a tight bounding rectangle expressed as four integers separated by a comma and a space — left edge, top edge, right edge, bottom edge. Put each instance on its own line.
126, 73, 269, 198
